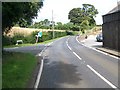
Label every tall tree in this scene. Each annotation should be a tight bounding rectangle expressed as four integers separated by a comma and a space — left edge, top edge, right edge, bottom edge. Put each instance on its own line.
68, 8, 83, 25
2, 1, 43, 33
43, 19, 50, 26
68, 4, 98, 29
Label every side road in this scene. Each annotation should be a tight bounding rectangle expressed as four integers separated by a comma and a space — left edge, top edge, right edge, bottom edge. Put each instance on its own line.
77, 35, 120, 58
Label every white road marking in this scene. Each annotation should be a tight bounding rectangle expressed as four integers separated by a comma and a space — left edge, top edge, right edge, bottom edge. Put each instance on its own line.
47, 42, 53, 46
67, 37, 82, 60
67, 38, 69, 41
66, 38, 72, 51
87, 65, 117, 88
68, 45, 72, 51
89, 46, 108, 55
66, 42, 72, 51
108, 54, 119, 59
68, 37, 117, 88
73, 52, 82, 60
76, 36, 119, 60
66, 42, 68, 44
76, 36, 81, 44
35, 37, 69, 88
34, 58, 44, 88
36, 47, 47, 57
34, 46, 48, 88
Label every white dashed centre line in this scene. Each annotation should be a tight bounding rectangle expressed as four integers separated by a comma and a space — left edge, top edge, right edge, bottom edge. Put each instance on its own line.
73, 52, 82, 60
69, 37, 118, 88
68, 45, 72, 50
87, 65, 117, 88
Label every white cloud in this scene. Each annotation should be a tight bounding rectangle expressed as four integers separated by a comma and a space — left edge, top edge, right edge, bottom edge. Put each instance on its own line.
33, 0, 117, 25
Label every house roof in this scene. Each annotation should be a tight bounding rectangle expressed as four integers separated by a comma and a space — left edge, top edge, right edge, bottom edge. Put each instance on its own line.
107, 1, 120, 14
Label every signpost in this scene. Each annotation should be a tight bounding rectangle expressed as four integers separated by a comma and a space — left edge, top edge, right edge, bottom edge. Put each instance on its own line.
38, 31, 42, 37
36, 31, 42, 43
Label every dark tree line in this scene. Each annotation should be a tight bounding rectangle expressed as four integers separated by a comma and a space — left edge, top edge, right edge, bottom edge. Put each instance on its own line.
2, 1, 43, 33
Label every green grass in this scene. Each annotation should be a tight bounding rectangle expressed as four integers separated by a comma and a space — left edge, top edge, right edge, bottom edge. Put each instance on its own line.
40, 37, 65, 44
2, 51, 37, 88
3, 43, 35, 48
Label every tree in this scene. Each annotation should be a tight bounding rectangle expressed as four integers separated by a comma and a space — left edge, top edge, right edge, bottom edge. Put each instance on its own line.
82, 4, 98, 17
2, 1, 43, 33
43, 19, 50, 26
55, 22, 63, 30
68, 4, 98, 31
80, 20, 89, 33
68, 8, 83, 25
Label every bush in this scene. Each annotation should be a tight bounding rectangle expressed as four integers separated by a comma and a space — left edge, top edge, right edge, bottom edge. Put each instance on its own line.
24, 31, 38, 44
66, 30, 74, 35
3, 30, 68, 46
2, 35, 12, 46
12, 33, 25, 44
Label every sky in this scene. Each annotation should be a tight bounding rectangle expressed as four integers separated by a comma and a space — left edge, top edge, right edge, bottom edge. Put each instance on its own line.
33, 0, 118, 25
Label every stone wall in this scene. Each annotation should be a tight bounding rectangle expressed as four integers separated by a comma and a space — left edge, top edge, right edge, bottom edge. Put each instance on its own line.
102, 11, 120, 51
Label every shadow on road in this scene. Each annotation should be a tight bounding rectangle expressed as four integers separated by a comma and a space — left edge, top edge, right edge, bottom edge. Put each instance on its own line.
39, 59, 82, 88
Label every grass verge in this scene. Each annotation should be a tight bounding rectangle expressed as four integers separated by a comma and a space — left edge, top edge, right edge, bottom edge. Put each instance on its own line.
2, 51, 37, 88
39, 36, 65, 44
4, 36, 67, 48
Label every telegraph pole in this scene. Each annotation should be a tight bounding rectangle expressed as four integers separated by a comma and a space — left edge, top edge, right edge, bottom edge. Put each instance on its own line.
117, 0, 120, 12
52, 10, 55, 39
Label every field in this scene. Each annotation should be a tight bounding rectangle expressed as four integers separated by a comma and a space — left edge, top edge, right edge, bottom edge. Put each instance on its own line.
6, 27, 65, 37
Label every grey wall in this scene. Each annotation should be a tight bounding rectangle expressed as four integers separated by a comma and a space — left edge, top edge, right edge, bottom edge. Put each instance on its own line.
102, 11, 120, 51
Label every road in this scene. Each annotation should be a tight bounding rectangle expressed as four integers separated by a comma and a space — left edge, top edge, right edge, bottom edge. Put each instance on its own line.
4, 36, 119, 89
81, 35, 103, 48
4, 44, 45, 55
38, 36, 119, 88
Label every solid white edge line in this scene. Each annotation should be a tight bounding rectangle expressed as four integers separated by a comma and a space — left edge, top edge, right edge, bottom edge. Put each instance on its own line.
87, 65, 117, 88
47, 42, 53, 46
34, 59, 44, 88
76, 36, 119, 60
108, 54, 119, 59
35, 36, 69, 88
76, 36, 81, 44
73, 52, 82, 60
34, 46, 47, 88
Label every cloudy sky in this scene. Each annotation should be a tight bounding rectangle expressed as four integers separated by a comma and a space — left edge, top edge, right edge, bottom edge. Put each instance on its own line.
33, 0, 118, 25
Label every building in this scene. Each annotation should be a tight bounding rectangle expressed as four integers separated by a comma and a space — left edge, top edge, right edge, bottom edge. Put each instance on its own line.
102, 2, 120, 51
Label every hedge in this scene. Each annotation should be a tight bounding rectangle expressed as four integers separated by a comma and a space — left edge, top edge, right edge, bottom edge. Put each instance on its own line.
3, 30, 73, 46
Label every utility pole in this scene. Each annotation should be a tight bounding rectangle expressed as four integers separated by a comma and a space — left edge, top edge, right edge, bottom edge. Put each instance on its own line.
52, 10, 55, 39
117, 0, 120, 11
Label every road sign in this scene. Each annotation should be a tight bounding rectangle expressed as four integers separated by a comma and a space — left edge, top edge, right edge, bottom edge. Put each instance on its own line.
38, 31, 42, 37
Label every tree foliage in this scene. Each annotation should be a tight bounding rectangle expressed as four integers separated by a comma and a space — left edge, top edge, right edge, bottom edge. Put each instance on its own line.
68, 4, 98, 32
2, 1, 43, 33
30, 19, 51, 29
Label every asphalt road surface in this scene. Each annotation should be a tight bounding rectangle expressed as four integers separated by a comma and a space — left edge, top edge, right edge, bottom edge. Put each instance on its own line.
38, 36, 119, 89
4, 44, 45, 55
81, 35, 103, 48
4, 36, 119, 89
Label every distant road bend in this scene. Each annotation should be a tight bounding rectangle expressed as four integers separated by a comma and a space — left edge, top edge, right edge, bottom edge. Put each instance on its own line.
37, 36, 119, 88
